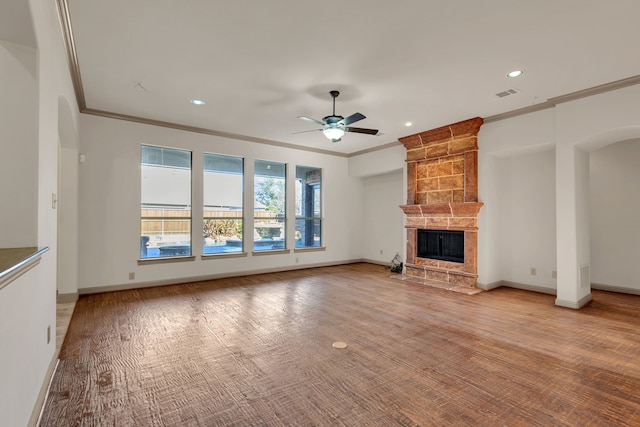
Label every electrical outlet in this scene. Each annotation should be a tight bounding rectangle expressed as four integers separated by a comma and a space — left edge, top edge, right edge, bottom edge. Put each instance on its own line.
530, 267, 537, 276
295, 257, 299, 264
379, 249, 383, 255
552, 270, 557, 279
129, 272, 135, 280
47, 325, 51, 344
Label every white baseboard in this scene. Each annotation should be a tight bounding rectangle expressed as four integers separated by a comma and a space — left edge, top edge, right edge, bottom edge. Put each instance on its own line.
476, 281, 502, 291
500, 280, 557, 295
57, 292, 78, 303
30, 357, 59, 427
361, 258, 391, 267
555, 293, 593, 309
591, 282, 640, 295
478, 280, 557, 295
78, 259, 367, 295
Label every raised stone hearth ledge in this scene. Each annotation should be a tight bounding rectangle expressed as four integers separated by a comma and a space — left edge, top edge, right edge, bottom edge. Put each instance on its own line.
391, 273, 484, 295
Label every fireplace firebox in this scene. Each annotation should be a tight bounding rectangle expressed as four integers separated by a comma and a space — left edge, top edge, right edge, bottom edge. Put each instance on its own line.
417, 230, 464, 264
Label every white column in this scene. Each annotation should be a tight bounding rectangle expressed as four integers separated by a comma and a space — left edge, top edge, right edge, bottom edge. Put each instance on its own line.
555, 143, 592, 308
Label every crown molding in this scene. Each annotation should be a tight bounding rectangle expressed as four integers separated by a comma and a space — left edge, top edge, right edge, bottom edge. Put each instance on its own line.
56, 0, 640, 158
485, 74, 640, 123
83, 108, 349, 157
56, 0, 86, 111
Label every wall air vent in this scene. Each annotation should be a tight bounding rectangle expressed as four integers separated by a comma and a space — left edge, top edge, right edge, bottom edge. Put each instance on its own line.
495, 88, 520, 98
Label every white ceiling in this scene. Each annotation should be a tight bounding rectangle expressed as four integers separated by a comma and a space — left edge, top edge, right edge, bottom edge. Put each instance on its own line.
64, 0, 640, 155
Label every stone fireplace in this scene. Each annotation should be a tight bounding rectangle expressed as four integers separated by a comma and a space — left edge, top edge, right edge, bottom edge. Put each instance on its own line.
399, 117, 483, 290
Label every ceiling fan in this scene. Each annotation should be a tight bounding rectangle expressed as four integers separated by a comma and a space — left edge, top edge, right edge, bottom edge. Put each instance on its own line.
296, 90, 379, 142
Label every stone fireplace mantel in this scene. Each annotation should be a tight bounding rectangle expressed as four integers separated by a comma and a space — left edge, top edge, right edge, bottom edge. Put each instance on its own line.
400, 202, 483, 218
399, 117, 484, 289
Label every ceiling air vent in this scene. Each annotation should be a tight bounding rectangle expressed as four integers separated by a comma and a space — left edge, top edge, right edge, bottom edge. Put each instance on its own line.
494, 88, 520, 98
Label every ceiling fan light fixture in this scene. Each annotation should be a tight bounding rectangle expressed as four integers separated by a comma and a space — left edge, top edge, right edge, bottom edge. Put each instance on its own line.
296, 90, 377, 143
323, 127, 345, 141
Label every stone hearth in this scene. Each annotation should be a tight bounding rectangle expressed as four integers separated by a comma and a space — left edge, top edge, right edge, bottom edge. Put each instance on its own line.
399, 117, 483, 289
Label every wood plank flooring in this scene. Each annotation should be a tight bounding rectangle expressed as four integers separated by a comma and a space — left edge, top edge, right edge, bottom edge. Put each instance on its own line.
39, 263, 640, 426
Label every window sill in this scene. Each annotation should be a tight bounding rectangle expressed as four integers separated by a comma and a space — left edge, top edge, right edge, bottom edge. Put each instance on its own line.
138, 255, 196, 265
251, 249, 291, 256
294, 247, 326, 253
201, 252, 248, 260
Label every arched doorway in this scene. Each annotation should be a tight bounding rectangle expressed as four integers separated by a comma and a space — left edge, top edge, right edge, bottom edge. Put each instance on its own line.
589, 138, 640, 294
57, 95, 79, 302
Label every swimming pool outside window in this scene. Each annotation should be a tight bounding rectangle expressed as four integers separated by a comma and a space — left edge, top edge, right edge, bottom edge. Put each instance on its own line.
140, 145, 192, 259
203, 153, 244, 255
254, 160, 286, 251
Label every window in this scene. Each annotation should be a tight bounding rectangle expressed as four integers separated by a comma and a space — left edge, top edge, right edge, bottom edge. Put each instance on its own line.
254, 160, 286, 251
140, 146, 192, 258
295, 166, 322, 248
203, 153, 244, 254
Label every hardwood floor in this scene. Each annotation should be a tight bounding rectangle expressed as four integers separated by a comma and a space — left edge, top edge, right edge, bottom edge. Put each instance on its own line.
39, 263, 640, 426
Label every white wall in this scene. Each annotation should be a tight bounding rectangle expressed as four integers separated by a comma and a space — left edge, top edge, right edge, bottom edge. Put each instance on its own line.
362, 170, 404, 264
349, 144, 407, 264
348, 144, 405, 178
77, 114, 365, 291
495, 148, 557, 290
0, 41, 38, 247
477, 84, 640, 301
590, 139, 640, 290
57, 95, 81, 299
58, 146, 80, 296
477, 109, 556, 287
554, 84, 640, 305
0, 0, 80, 425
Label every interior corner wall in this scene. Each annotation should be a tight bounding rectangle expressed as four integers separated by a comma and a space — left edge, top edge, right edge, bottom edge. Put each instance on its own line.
0, 35, 44, 427
77, 114, 365, 291
58, 146, 79, 296
348, 144, 405, 178
590, 139, 640, 290
495, 148, 557, 289
362, 170, 404, 264
1, 0, 80, 425
349, 144, 411, 267
477, 109, 556, 287
0, 40, 38, 247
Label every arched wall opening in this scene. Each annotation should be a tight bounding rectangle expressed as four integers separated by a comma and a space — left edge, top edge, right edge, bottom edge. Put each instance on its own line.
588, 137, 640, 294
57, 95, 79, 301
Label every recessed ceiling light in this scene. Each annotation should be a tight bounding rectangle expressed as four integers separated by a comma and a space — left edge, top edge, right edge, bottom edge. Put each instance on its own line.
405, 121, 413, 127
506, 70, 524, 78
190, 99, 205, 105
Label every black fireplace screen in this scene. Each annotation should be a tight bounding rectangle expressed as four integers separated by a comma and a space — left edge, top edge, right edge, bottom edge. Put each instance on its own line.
417, 229, 464, 263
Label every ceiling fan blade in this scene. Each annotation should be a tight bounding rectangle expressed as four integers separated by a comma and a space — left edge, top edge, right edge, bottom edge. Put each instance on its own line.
292, 128, 323, 135
297, 116, 326, 126
337, 112, 366, 126
345, 127, 379, 135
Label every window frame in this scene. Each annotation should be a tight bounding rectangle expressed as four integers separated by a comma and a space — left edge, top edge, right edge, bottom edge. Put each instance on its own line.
253, 160, 287, 252
295, 165, 323, 249
202, 153, 245, 256
139, 145, 193, 260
